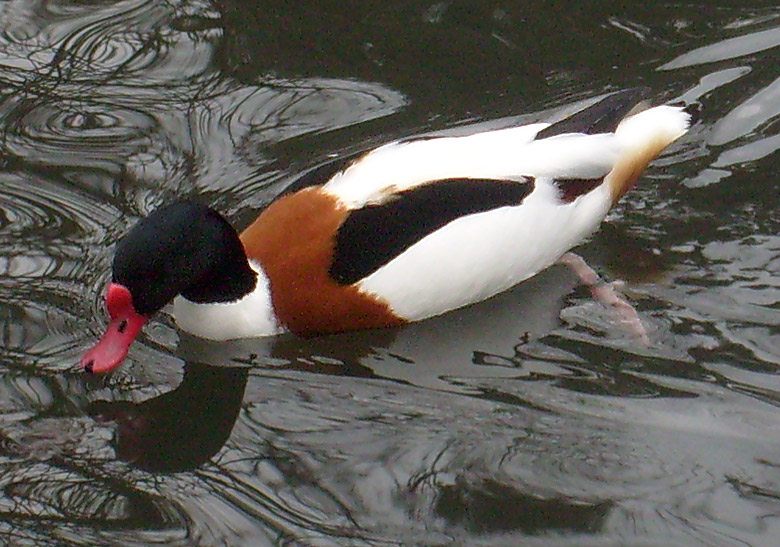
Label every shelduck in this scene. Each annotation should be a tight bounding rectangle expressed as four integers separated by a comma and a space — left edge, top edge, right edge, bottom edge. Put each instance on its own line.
81, 89, 691, 373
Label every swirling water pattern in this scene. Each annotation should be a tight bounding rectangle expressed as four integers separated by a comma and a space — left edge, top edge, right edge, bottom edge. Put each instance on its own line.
0, 1, 779, 545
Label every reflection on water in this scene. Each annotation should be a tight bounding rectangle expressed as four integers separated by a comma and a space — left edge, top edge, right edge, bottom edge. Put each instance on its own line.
88, 363, 248, 472
1, 0, 780, 545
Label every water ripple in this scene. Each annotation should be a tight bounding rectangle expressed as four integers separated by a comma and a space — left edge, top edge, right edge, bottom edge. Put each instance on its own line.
0, 97, 158, 172
0, 170, 124, 371
0, 171, 118, 243
0, 1, 780, 545
660, 23, 780, 70
710, 74, 780, 146
0, 0, 199, 82
184, 78, 407, 192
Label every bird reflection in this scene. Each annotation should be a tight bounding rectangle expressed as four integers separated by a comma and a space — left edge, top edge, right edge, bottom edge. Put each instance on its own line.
87, 362, 249, 472
434, 478, 612, 534
85, 255, 669, 475
85, 265, 571, 474
175, 264, 582, 393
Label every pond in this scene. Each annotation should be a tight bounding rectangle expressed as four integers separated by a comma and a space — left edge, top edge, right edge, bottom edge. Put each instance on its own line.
1, 1, 779, 545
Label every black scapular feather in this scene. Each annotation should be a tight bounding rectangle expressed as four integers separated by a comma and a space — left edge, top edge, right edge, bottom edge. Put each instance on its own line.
535, 87, 650, 140
329, 177, 534, 285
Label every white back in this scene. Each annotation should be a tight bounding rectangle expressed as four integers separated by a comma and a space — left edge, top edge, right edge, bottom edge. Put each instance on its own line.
357, 181, 613, 320
323, 125, 623, 208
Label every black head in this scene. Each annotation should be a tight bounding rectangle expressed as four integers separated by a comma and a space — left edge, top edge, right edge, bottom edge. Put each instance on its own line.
112, 201, 256, 315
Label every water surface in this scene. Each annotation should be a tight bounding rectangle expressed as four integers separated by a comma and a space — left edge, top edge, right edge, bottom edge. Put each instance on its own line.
1, 1, 780, 545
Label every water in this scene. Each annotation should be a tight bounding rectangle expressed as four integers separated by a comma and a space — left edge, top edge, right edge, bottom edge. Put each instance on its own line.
1, 1, 779, 545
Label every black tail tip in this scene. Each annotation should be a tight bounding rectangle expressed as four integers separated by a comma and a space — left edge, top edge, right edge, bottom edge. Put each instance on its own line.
682, 102, 702, 125
667, 100, 702, 125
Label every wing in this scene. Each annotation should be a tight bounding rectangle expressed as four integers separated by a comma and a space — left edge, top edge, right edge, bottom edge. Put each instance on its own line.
322, 124, 549, 208
321, 90, 664, 289
329, 176, 535, 285
320, 89, 659, 210
245, 89, 688, 331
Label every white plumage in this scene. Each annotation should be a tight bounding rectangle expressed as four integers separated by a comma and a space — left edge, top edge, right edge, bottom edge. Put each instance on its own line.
356, 175, 614, 320
82, 90, 692, 376
322, 103, 691, 321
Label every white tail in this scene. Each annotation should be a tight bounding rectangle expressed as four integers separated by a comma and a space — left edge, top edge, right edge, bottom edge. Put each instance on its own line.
606, 105, 691, 203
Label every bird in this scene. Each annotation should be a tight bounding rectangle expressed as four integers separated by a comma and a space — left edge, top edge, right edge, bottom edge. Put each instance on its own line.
80, 89, 691, 373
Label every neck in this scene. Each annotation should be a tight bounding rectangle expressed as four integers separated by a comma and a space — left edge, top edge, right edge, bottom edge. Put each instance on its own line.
180, 231, 258, 305
113, 201, 262, 314
181, 259, 257, 304
173, 261, 284, 340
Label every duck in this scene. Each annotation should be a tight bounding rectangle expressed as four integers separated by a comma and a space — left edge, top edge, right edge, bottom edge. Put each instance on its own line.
81, 88, 691, 373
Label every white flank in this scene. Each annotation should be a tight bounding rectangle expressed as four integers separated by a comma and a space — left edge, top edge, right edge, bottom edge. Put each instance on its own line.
173, 260, 283, 340
357, 181, 613, 321
171, 100, 690, 332
350, 103, 690, 321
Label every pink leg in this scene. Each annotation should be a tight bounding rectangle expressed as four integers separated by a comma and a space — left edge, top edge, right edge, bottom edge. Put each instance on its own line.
558, 252, 650, 345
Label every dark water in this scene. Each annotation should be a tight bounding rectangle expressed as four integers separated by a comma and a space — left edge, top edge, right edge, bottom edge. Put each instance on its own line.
1, 1, 779, 545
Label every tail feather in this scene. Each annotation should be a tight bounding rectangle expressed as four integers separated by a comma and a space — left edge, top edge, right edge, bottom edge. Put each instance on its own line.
606, 105, 691, 203
535, 87, 650, 139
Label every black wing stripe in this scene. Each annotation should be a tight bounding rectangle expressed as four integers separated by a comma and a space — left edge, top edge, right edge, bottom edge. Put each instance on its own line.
556, 177, 605, 203
330, 177, 534, 285
535, 87, 650, 140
